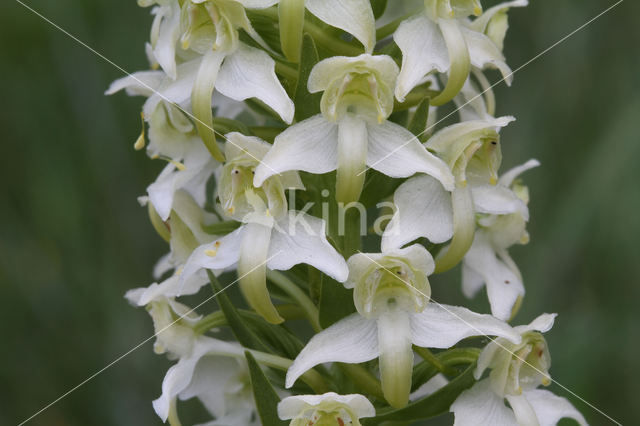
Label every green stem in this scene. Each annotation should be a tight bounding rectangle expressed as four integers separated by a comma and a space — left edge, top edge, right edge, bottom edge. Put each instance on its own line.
342, 208, 362, 257
249, 8, 362, 57
249, 350, 329, 393
339, 363, 385, 401
194, 305, 307, 335
413, 346, 457, 376
267, 270, 321, 332
376, 13, 413, 40
249, 126, 284, 142
275, 60, 298, 81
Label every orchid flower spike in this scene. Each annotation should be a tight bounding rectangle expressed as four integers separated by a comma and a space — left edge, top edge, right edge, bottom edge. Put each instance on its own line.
278, 392, 375, 426
255, 53, 453, 204
286, 245, 521, 408
394, 0, 528, 105
180, 133, 348, 324
451, 314, 588, 426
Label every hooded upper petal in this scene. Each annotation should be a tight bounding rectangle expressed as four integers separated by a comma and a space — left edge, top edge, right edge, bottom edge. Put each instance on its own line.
382, 174, 454, 252
286, 314, 379, 388
217, 44, 294, 124
305, 0, 376, 53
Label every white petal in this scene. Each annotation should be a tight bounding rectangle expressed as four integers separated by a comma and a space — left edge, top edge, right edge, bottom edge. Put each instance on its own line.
144, 57, 202, 118
153, 2, 181, 79
278, 392, 375, 420
472, 184, 528, 219
269, 212, 349, 282
127, 273, 209, 306
394, 15, 448, 102
505, 394, 538, 426
378, 310, 414, 408
463, 232, 524, 321
217, 44, 294, 124
381, 175, 453, 252
286, 314, 379, 388
519, 313, 557, 334
105, 70, 164, 97
410, 373, 449, 401
234, 0, 279, 8
152, 336, 243, 421
462, 27, 513, 85
498, 159, 540, 187
524, 389, 588, 426
224, 131, 271, 161
451, 379, 517, 426
254, 115, 338, 187
366, 120, 455, 190
469, 0, 529, 35
410, 303, 521, 349
180, 227, 244, 285
461, 262, 485, 298
431, 18, 471, 106
306, 0, 376, 53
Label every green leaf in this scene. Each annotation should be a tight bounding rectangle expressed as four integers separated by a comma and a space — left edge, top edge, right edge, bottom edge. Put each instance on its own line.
411, 347, 479, 392
319, 275, 356, 328
241, 309, 305, 360
294, 34, 322, 121
371, 0, 388, 19
364, 363, 477, 425
408, 98, 431, 142
201, 220, 241, 236
245, 351, 288, 426
208, 271, 271, 353
360, 170, 405, 209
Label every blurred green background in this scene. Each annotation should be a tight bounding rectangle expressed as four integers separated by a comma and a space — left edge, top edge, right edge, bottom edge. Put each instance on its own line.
1, 0, 638, 425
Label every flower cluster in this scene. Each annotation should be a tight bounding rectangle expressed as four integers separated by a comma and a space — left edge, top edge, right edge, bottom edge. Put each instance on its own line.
110, 0, 589, 425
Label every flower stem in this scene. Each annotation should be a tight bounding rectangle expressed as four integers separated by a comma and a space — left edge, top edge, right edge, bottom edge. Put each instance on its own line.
267, 270, 321, 332
250, 350, 329, 394
338, 363, 385, 401
413, 346, 458, 376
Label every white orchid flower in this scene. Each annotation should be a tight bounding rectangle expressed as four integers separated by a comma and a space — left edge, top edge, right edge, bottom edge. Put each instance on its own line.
181, 133, 348, 324
382, 115, 514, 272
451, 314, 588, 426
277, 0, 376, 61
278, 392, 375, 426
394, 0, 528, 105
462, 159, 539, 320
152, 334, 259, 425
254, 53, 454, 203
285, 245, 521, 408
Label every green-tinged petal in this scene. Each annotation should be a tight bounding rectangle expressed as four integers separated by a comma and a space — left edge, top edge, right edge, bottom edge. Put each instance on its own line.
217, 44, 294, 124
409, 303, 522, 349
308, 54, 399, 94
336, 114, 368, 203
462, 26, 513, 85
238, 221, 283, 324
382, 175, 453, 252
498, 159, 540, 187
394, 15, 448, 102
286, 314, 379, 388
278, 0, 305, 62
518, 313, 557, 334
235, 0, 279, 8
505, 394, 538, 426
524, 389, 588, 426
278, 392, 376, 423
306, 0, 376, 53
192, 49, 226, 161
378, 310, 414, 408
144, 59, 201, 118
254, 114, 338, 187
472, 184, 528, 218
469, 0, 528, 51
451, 379, 517, 425
366, 120, 454, 190
431, 18, 470, 106
269, 212, 349, 282
463, 232, 524, 321
434, 185, 475, 273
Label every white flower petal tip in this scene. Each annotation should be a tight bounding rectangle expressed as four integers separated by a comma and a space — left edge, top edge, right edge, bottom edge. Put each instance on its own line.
278, 392, 375, 422
285, 314, 379, 388
410, 303, 522, 349
305, 0, 376, 53
521, 313, 557, 334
